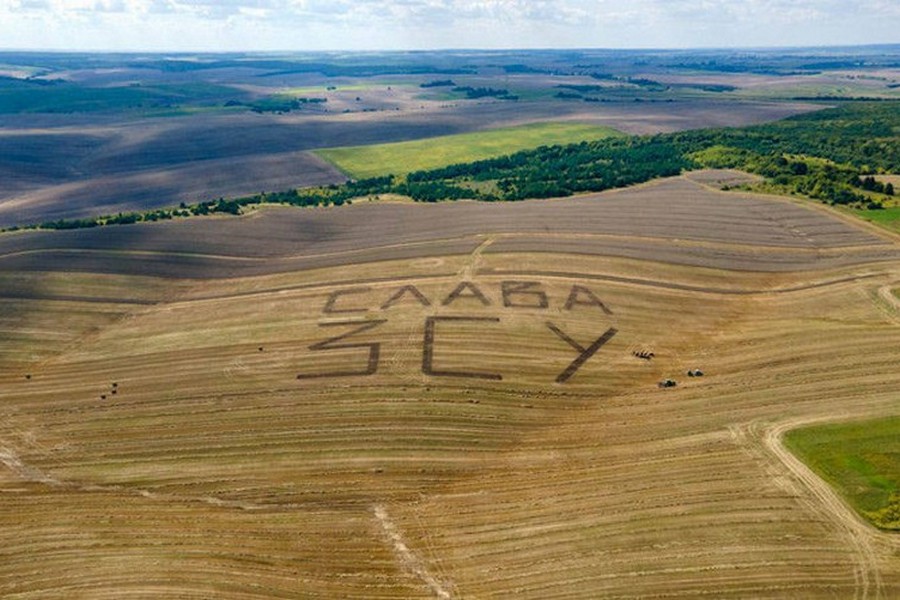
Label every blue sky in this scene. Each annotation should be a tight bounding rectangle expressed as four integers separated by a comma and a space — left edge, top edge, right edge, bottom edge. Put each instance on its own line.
0, 1, 898, 51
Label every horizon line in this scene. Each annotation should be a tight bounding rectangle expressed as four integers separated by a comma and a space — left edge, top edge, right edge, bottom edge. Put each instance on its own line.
1, 42, 899, 55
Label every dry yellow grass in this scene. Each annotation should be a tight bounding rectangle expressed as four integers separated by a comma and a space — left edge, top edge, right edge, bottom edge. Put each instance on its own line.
1, 176, 898, 598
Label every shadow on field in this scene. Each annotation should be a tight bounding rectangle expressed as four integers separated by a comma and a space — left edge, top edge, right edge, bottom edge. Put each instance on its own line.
2, 176, 899, 280
0, 223, 171, 376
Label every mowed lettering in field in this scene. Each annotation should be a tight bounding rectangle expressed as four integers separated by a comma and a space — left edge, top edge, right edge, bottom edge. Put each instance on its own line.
298, 280, 617, 383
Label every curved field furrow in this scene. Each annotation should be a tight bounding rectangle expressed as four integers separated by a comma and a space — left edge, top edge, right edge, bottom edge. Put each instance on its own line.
1, 176, 897, 279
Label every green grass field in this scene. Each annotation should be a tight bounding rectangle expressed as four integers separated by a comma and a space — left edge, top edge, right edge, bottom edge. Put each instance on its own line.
785, 417, 900, 530
846, 206, 900, 234
315, 122, 624, 179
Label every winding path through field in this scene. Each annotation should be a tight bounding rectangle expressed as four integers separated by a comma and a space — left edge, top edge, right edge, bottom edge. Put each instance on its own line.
374, 505, 453, 599
458, 236, 494, 280
733, 416, 900, 600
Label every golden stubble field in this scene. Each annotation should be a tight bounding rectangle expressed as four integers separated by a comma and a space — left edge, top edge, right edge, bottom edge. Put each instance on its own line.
0, 176, 898, 598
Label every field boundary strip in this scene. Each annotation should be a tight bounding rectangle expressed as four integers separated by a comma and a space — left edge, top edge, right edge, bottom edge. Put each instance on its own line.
0, 268, 889, 308
0, 236, 480, 275
3, 231, 873, 263
476, 269, 884, 296
0, 247, 266, 262
148, 270, 893, 308
0, 291, 156, 305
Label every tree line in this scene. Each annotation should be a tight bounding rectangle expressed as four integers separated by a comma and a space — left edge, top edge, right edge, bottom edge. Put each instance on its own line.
5, 101, 897, 233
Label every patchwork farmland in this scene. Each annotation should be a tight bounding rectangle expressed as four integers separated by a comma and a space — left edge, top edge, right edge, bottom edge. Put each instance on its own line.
1, 47, 837, 228
1, 174, 898, 598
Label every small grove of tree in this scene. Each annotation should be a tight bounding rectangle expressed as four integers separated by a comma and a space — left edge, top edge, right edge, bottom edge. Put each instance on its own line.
242, 96, 327, 114
857, 175, 895, 196
38, 218, 100, 230
452, 86, 518, 100
420, 80, 456, 88
866, 492, 900, 530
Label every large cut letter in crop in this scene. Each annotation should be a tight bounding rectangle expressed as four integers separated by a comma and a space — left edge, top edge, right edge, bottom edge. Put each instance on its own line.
422, 316, 502, 380
501, 281, 549, 309
546, 322, 618, 383
323, 287, 370, 314
297, 320, 387, 379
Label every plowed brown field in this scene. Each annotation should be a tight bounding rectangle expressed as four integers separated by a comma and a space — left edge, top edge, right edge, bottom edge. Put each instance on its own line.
1, 174, 898, 598
0, 99, 820, 227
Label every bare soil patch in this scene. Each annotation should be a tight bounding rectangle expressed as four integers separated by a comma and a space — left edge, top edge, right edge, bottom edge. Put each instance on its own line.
0, 151, 346, 226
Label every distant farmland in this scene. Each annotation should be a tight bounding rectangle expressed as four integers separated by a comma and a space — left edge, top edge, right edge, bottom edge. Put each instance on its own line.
315, 122, 625, 178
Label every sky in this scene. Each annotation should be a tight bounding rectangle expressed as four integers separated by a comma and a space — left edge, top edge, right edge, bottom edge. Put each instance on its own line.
0, 0, 898, 52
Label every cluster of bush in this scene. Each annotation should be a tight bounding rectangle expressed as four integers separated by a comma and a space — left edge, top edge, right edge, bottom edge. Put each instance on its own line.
451, 86, 518, 100
226, 96, 327, 114
420, 80, 456, 88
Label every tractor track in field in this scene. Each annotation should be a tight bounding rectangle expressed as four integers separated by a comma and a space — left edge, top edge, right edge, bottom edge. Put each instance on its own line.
0, 290, 157, 305
476, 268, 883, 296
374, 504, 453, 599
879, 285, 900, 310
764, 420, 883, 600
458, 236, 495, 280
874, 283, 900, 325
2, 269, 887, 307
731, 417, 900, 600
0, 443, 272, 512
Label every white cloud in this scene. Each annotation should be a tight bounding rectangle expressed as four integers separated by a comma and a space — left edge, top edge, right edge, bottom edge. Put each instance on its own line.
0, 0, 898, 50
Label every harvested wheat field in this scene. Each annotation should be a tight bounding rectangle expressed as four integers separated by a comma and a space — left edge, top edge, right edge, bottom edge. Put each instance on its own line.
0, 174, 898, 598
